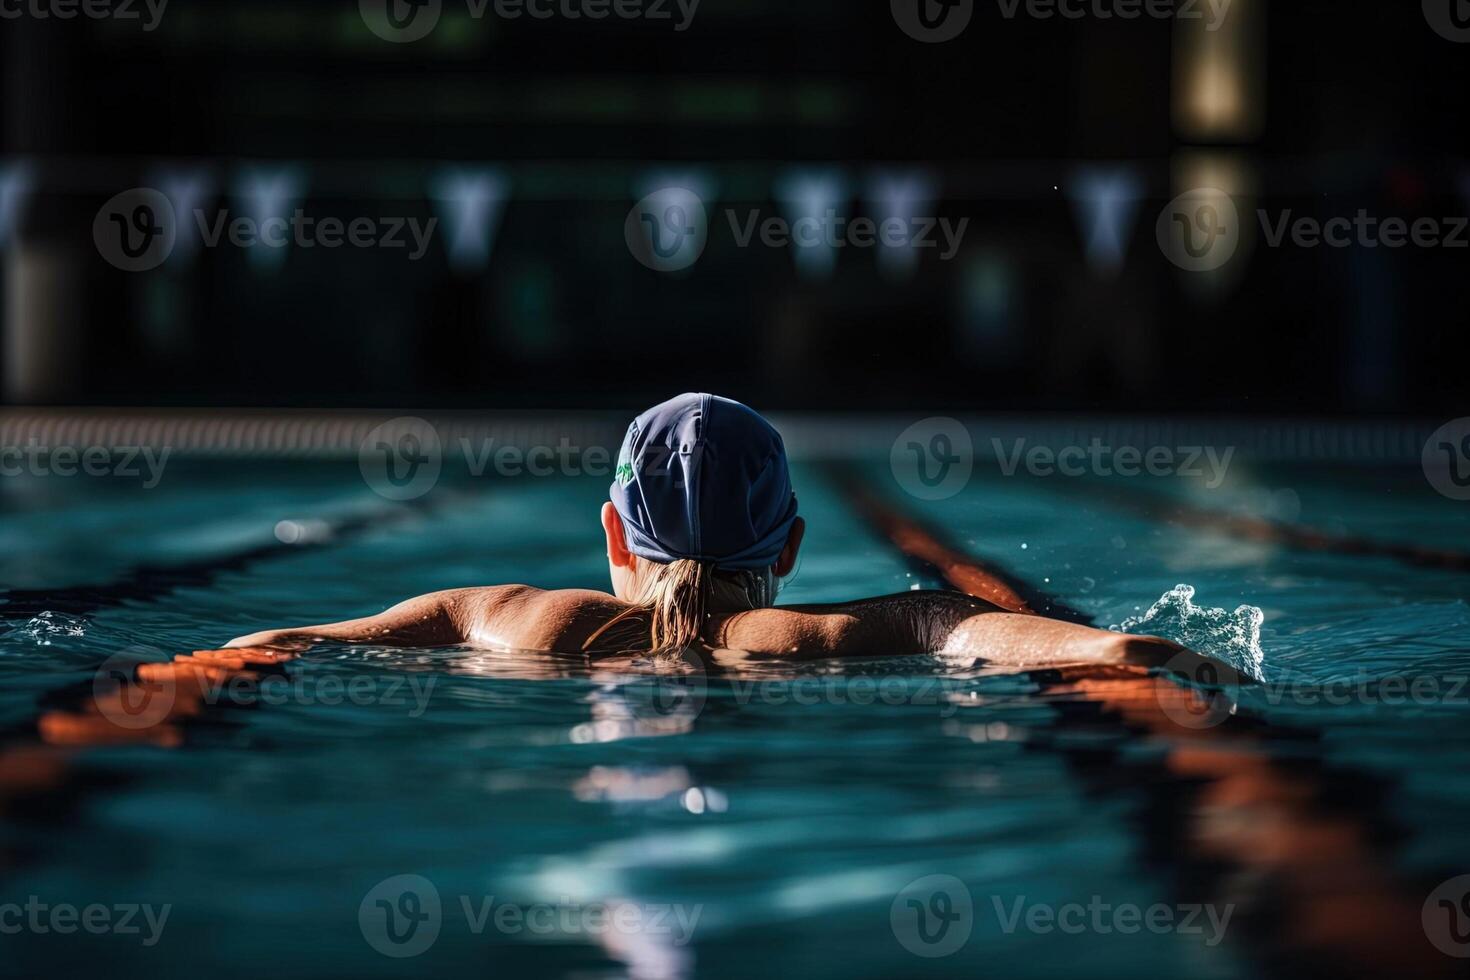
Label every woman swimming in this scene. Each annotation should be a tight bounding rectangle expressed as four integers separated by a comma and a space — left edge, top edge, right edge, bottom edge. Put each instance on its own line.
226, 394, 1191, 668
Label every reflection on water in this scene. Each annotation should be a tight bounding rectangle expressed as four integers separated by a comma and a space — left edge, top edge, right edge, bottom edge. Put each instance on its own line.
0, 464, 1468, 977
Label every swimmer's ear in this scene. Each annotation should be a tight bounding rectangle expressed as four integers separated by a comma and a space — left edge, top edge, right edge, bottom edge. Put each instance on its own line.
602, 502, 636, 569
774, 517, 805, 577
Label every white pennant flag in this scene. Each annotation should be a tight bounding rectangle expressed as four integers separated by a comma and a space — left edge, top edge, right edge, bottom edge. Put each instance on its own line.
429, 167, 509, 274
0, 162, 34, 248
233, 165, 307, 270
867, 169, 938, 281
1067, 166, 1144, 275
775, 168, 848, 279
149, 165, 216, 261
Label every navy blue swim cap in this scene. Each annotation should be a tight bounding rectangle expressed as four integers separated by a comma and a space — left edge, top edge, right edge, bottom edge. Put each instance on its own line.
610, 393, 798, 571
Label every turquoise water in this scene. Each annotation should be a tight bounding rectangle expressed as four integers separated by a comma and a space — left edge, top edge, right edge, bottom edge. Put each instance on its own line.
1, 460, 1468, 977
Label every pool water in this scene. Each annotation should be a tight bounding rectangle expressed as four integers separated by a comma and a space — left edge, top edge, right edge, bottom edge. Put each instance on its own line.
1, 459, 1468, 978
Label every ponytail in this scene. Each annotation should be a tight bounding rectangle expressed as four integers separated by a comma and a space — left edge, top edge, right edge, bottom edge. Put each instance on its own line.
583, 560, 776, 657
645, 559, 710, 654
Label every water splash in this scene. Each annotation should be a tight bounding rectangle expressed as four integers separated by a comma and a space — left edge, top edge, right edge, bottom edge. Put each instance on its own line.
1113, 585, 1265, 680
6, 610, 88, 645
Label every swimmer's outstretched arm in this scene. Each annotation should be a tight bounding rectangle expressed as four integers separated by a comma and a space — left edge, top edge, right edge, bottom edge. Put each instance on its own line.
224, 588, 483, 650
223, 586, 622, 652
934, 607, 1193, 669
718, 592, 1198, 669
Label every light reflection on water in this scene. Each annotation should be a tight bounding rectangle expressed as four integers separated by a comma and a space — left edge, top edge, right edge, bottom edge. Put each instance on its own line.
0, 462, 1467, 978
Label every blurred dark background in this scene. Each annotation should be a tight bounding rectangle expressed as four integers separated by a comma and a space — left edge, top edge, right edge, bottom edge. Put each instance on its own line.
1, 0, 1466, 413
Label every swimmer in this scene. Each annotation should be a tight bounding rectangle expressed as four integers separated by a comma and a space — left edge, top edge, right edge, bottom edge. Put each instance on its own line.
226, 394, 1195, 669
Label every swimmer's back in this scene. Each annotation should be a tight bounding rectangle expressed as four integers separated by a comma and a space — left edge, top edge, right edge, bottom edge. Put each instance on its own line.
461, 585, 1003, 660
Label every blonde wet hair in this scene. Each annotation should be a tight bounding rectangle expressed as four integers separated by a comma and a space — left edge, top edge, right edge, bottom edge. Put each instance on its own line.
584, 559, 776, 656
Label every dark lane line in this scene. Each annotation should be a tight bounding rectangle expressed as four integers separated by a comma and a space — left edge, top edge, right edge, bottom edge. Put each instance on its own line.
0, 494, 453, 621
829, 467, 1455, 980
0, 492, 467, 867
822, 461, 1094, 624
1072, 479, 1470, 574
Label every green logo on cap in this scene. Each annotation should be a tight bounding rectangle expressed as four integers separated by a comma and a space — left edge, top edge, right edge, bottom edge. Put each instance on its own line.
615, 445, 635, 487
